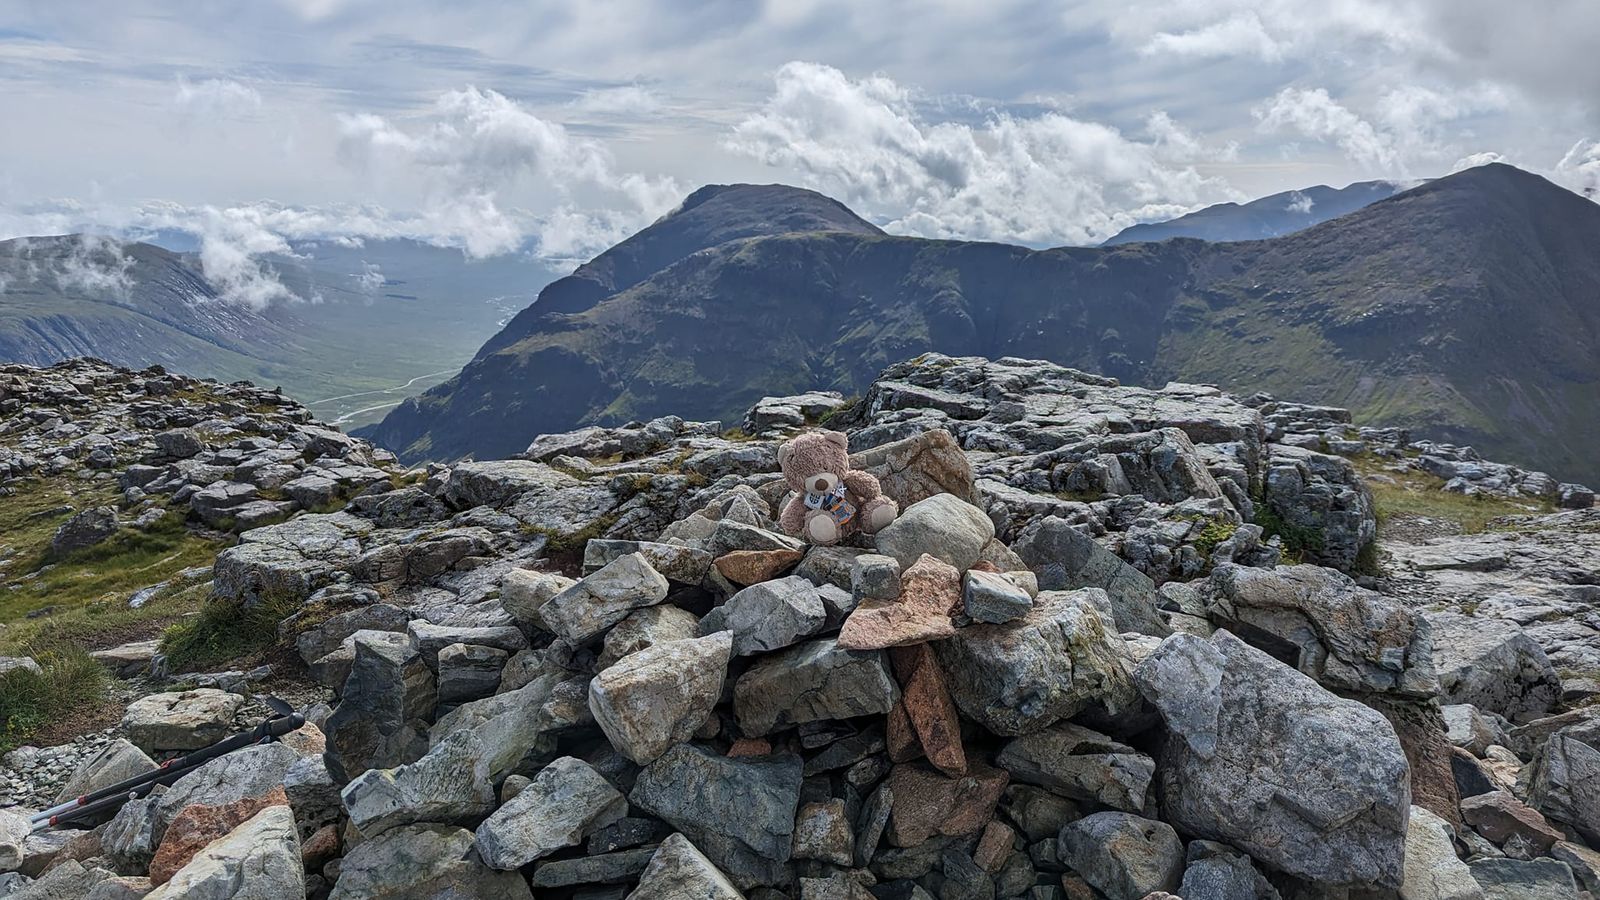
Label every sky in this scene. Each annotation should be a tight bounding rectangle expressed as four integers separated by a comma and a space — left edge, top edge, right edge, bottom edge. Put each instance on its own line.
2, 0, 1599, 305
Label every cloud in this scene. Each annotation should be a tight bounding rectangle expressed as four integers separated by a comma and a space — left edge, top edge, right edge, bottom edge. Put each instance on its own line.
1451, 151, 1507, 173
336, 85, 681, 258
1555, 140, 1600, 198
1255, 87, 1399, 171
1285, 190, 1313, 214
727, 62, 1238, 246
171, 77, 263, 119
355, 261, 384, 292
568, 85, 664, 117
0, 233, 133, 297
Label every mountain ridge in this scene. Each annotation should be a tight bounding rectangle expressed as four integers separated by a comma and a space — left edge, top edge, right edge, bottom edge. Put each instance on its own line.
1102, 178, 1404, 245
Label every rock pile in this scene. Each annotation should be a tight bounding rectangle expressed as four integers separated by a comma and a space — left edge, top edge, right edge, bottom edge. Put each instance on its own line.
2, 353, 1597, 899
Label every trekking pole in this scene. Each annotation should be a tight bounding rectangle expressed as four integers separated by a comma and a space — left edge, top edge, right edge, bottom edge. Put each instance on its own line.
28, 697, 304, 832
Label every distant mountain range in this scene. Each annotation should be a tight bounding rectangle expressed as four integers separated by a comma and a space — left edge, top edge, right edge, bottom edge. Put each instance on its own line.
0, 236, 555, 428
1101, 179, 1403, 245
360, 164, 1600, 486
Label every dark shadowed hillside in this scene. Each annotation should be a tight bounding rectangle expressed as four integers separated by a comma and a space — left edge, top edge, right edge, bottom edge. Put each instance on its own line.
362, 165, 1600, 482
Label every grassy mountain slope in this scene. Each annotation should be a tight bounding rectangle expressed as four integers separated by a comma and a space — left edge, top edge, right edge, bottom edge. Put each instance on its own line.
366, 165, 1600, 483
1102, 179, 1402, 245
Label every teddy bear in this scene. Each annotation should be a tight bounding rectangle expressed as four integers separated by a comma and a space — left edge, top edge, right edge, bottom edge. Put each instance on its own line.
777, 429, 898, 545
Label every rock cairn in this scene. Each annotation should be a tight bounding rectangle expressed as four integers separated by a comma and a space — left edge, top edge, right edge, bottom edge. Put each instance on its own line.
0, 353, 1595, 899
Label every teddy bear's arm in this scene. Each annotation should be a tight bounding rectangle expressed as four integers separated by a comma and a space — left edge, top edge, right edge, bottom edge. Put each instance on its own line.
778, 494, 809, 536
841, 469, 884, 501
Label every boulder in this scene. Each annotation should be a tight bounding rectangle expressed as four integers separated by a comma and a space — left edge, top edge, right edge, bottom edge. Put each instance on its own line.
436, 642, 508, 705
121, 689, 243, 753
1132, 630, 1411, 889
1527, 731, 1600, 845
1202, 563, 1438, 697
499, 568, 574, 628
1460, 791, 1564, 854
1467, 858, 1581, 900
838, 554, 960, 650
1426, 612, 1561, 721
1057, 811, 1183, 900
330, 823, 533, 899
475, 756, 628, 870
1179, 840, 1281, 900
600, 605, 702, 669
1400, 805, 1483, 900
963, 569, 1033, 624
885, 760, 1008, 846
851, 554, 902, 601
590, 632, 732, 764
340, 730, 495, 837
585, 539, 715, 584
933, 588, 1135, 736
714, 549, 804, 586
1012, 517, 1168, 636
872, 494, 995, 571
734, 638, 899, 737
50, 506, 118, 555
54, 739, 156, 806
0, 807, 26, 871
148, 786, 289, 886
406, 621, 527, 668
629, 744, 802, 888
324, 630, 436, 783
143, 806, 302, 900
996, 722, 1154, 813
850, 428, 978, 507
793, 799, 854, 866
539, 552, 670, 645
715, 576, 828, 656
627, 832, 746, 900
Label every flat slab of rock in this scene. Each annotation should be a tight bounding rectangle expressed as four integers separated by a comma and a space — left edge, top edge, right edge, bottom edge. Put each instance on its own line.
122, 689, 244, 753
933, 588, 1135, 736
590, 632, 732, 764
714, 549, 804, 586
1014, 516, 1168, 636
838, 554, 960, 650
341, 730, 495, 837
475, 756, 627, 870
885, 761, 1008, 847
329, 823, 533, 899
149, 786, 289, 886
888, 642, 966, 777
716, 576, 828, 656
539, 552, 670, 645
630, 743, 802, 888
1133, 630, 1410, 889
1427, 611, 1561, 721
997, 722, 1154, 813
143, 805, 302, 900
734, 638, 899, 737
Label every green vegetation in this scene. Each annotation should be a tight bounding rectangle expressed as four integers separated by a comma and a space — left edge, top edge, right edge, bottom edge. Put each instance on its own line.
160, 591, 302, 674
1352, 455, 1550, 534
0, 647, 108, 752
1192, 520, 1238, 557
0, 478, 225, 623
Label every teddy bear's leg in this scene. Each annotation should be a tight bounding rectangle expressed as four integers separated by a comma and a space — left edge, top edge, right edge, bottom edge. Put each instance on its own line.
860, 497, 898, 534
804, 509, 841, 545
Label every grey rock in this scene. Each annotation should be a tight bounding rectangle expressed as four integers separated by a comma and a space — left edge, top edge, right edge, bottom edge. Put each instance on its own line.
1467, 858, 1581, 900
796, 545, 872, 591
121, 688, 244, 753
283, 754, 341, 830
294, 603, 409, 666
1442, 704, 1509, 758
1203, 563, 1438, 698
475, 756, 628, 870
154, 428, 204, 459
734, 638, 900, 737
1132, 630, 1410, 888
932, 588, 1136, 736
626, 833, 746, 900
325, 630, 436, 783
1260, 443, 1376, 570
590, 632, 732, 764
340, 729, 495, 837
1527, 731, 1600, 845
629, 744, 802, 888
1427, 612, 1561, 721
0, 807, 26, 871
54, 738, 156, 806
851, 554, 901, 601
1550, 842, 1600, 896
0, 656, 42, 678
143, 805, 302, 900
531, 849, 657, 887
996, 722, 1154, 812
1056, 811, 1183, 900
540, 552, 671, 644
1400, 805, 1482, 900
406, 620, 527, 668
963, 569, 1033, 624
716, 576, 828, 656
600, 605, 702, 669
872, 494, 995, 572
330, 823, 533, 899
1012, 517, 1168, 636
50, 506, 118, 555
436, 642, 509, 705
793, 799, 853, 866
499, 568, 574, 628
1179, 840, 1281, 900
585, 539, 714, 584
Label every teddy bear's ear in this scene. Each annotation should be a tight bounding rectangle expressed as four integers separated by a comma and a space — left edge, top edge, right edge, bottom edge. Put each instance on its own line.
777, 442, 793, 469
822, 430, 848, 450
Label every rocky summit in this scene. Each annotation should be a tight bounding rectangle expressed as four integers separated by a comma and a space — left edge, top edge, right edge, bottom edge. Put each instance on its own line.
1, 352, 1597, 900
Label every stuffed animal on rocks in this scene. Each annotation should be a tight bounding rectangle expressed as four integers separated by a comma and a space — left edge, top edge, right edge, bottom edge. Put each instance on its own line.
777, 430, 898, 545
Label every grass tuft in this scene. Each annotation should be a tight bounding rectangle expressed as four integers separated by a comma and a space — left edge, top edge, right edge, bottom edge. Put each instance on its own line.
160, 592, 301, 674
0, 647, 109, 752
